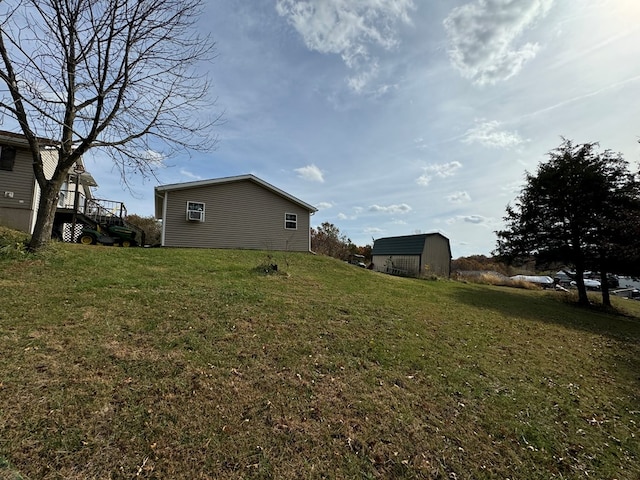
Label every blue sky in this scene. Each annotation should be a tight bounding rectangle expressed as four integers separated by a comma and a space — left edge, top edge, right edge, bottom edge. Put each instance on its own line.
86, 0, 640, 257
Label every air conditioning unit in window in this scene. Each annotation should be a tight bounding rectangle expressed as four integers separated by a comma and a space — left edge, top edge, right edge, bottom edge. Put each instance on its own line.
187, 210, 204, 222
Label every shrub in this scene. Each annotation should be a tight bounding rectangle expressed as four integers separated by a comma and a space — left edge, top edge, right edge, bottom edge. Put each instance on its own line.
0, 226, 30, 260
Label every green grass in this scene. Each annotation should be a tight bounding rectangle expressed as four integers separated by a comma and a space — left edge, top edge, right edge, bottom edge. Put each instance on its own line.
1, 241, 639, 479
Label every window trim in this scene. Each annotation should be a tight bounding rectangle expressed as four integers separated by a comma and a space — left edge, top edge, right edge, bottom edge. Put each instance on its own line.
284, 212, 297, 230
186, 201, 205, 222
0, 145, 17, 171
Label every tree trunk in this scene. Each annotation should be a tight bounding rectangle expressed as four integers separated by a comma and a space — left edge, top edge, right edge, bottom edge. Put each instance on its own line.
599, 270, 611, 307
27, 181, 62, 252
574, 265, 590, 306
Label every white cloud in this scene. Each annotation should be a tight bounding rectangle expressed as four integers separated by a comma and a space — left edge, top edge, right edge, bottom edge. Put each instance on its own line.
142, 149, 166, 166
417, 161, 462, 186
447, 214, 498, 227
369, 203, 412, 214
347, 62, 379, 94
416, 176, 430, 187
444, 0, 554, 85
463, 215, 486, 224
336, 206, 361, 220
294, 164, 324, 182
364, 227, 384, 234
316, 201, 333, 209
179, 169, 202, 180
463, 120, 526, 149
447, 191, 471, 203
276, 0, 414, 92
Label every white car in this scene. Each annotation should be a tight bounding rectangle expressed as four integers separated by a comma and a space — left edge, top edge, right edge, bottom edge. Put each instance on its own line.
570, 278, 601, 290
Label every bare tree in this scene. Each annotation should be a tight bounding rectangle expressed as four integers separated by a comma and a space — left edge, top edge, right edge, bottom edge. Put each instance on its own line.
0, 0, 219, 251
311, 222, 354, 261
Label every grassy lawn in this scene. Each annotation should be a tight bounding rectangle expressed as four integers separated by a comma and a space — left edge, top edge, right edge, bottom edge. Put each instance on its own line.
1, 241, 639, 479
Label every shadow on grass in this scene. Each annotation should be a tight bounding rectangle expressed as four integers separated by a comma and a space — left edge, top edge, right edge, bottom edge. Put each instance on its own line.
450, 283, 640, 393
450, 282, 640, 340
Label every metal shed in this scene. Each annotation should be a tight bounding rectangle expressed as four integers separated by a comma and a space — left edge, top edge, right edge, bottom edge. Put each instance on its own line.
371, 233, 451, 278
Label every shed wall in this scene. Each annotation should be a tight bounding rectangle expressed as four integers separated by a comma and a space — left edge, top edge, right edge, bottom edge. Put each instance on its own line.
162, 180, 311, 251
422, 235, 451, 277
371, 254, 421, 276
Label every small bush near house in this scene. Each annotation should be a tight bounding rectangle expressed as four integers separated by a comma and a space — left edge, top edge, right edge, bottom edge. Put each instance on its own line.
124, 214, 162, 246
253, 251, 291, 276
0, 226, 29, 260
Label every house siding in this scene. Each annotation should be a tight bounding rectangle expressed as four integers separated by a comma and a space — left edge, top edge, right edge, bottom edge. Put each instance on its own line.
0, 145, 36, 232
162, 179, 312, 251
41, 149, 59, 179
29, 148, 61, 233
0, 131, 97, 236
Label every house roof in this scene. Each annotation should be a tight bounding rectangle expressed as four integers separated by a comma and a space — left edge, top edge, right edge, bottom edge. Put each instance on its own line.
0, 129, 58, 147
154, 174, 318, 215
0, 129, 96, 185
372, 233, 450, 256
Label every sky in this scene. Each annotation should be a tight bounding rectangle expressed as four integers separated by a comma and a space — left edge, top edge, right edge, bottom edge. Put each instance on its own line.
83, 0, 640, 257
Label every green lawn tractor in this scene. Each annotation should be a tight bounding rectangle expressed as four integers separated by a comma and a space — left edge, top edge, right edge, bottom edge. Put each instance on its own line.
77, 223, 140, 247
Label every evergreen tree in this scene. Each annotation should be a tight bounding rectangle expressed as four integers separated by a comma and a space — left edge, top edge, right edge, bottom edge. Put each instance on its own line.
495, 139, 640, 306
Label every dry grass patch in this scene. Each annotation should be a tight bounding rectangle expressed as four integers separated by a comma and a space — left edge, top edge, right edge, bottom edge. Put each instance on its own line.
456, 271, 545, 290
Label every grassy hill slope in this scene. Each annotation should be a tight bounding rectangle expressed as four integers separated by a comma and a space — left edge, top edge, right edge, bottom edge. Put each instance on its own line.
1, 243, 639, 479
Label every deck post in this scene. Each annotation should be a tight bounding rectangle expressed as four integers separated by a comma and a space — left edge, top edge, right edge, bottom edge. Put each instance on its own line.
70, 164, 85, 241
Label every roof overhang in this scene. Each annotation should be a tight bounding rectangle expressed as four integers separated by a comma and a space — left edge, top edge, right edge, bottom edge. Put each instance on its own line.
154, 174, 318, 218
77, 172, 98, 187
0, 129, 58, 148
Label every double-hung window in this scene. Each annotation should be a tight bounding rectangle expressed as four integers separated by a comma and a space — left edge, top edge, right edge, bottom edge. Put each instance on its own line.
285, 213, 297, 230
0, 145, 16, 171
186, 201, 205, 222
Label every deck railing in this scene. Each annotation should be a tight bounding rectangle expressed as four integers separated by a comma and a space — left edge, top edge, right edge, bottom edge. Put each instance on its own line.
57, 189, 127, 225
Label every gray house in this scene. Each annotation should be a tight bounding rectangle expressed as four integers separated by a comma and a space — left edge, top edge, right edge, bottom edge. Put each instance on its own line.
371, 233, 451, 278
1, 130, 58, 233
0, 130, 100, 238
154, 174, 317, 251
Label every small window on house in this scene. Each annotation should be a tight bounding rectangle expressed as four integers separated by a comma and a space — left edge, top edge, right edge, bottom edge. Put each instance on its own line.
186, 201, 205, 222
0, 145, 17, 171
285, 213, 297, 230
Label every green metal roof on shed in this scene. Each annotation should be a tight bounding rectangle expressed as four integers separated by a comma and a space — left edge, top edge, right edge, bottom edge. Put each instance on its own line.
372, 233, 449, 256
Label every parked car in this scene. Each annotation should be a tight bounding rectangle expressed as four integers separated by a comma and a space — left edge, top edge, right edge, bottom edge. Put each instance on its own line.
602, 274, 619, 288
570, 278, 601, 290
554, 271, 573, 286
347, 254, 367, 268
556, 270, 618, 289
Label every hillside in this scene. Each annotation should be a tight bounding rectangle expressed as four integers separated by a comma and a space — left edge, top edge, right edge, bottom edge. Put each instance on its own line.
1, 243, 639, 479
